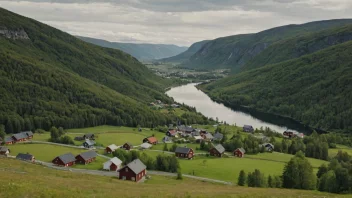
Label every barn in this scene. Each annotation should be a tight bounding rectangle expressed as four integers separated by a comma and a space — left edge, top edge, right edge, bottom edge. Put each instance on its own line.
16, 153, 35, 162
75, 151, 97, 165
175, 147, 194, 159
209, 144, 225, 157
52, 153, 76, 167
122, 142, 133, 151
105, 144, 119, 154
234, 148, 246, 158
103, 157, 122, 171
118, 159, 147, 182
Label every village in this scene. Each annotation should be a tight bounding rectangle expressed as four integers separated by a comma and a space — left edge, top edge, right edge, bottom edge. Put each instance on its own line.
0, 124, 309, 183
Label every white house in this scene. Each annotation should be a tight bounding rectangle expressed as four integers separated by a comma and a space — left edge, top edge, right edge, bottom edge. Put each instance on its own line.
140, 143, 152, 149
105, 144, 119, 154
103, 157, 123, 171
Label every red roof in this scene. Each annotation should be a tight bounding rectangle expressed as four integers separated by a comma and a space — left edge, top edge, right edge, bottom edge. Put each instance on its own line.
147, 137, 158, 143
169, 130, 177, 134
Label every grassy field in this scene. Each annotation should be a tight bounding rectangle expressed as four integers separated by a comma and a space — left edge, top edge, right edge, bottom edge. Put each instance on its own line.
329, 145, 352, 157
0, 158, 344, 198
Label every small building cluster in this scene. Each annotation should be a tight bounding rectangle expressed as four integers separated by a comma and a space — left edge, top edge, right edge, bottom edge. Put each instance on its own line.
3, 131, 34, 145
74, 133, 95, 141
283, 130, 304, 139
52, 151, 97, 167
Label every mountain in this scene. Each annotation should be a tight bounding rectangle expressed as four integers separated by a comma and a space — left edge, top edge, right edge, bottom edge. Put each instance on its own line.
201, 39, 352, 132
160, 40, 209, 63
0, 7, 177, 133
184, 19, 352, 71
77, 36, 188, 61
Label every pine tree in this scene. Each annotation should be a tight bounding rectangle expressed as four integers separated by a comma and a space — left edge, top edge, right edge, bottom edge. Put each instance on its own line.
238, 170, 246, 186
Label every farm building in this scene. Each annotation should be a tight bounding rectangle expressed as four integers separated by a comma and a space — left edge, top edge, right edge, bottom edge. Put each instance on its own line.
143, 136, 158, 145
75, 151, 97, 164
4, 137, 14, 145
16, 153, 35, 162
166, 129, 178, 137
106, 144, 119, 154
74, 136, 85, 141
83, 140, 95, 148
209, 144, 225, 157
202, 133, 214, 141
175, 147, 194, 159
83, 133, 95, 140
261, 143, 274, 152
234, 148, 246, 158
122, 142, 133, 151
213, 132, 224, 141
118, 159, 147, 182
0, 146, 10, 155
140, 143, 152, 150
52, 153, 76, 167
103, 157, 122, 171
162, 136, 173, 143
12, 133, 28, 142
243, 125, 254, 133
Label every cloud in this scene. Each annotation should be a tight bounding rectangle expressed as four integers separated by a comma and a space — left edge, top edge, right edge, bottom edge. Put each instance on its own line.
0, 0, 351, 46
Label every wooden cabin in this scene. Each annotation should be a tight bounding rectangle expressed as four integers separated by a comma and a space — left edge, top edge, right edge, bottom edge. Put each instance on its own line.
243, 125, 254, 133
16, 153, 35, 162
52, 153, 76, 167
75, 151, 97, 165
143, 137, 158, 145
0, 146, 10, 155
105, 144, 119, 154
234, 148, 246, 158
4, 137, 14, 145
209, 144, 225, 157
122, 142, 133, 151
118, 159, 147, 182
103, 157, 122, 171
175, 147, 194, 159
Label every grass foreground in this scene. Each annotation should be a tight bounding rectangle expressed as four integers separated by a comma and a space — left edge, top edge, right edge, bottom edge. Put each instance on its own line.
0, 158, 346, 198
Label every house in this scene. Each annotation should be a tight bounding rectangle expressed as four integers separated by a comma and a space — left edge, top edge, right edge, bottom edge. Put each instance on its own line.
74, 136, 85, 141
140, 143, 152, 150
21, 131, 33, 139
143, 136, 158, 145
243, 125, 254, 133
83, 133, 95, 140
166, 129, 178, 137
83, 140, 95, 148
16, 153, 35, 162
234, 148, 246, 158
261, 143, 274, 152
4, 137, 14, 145
191, 130, 200, 137
0, 146, 10, 155
118, 159, 147, 182
52, 153, 76, 167
162, 136, 173, 143
213, 132, 224, 141
193, 136, 203, 143
209, 144, 225, 157
175, 147, 194, 159
103, 157, 123, 171
283, 130, 295, 138
201, 133, 214, 141
75, 151, 97, 164
122, 142, 133, 151
105, 144, 119, 154
12, 133, 28, 142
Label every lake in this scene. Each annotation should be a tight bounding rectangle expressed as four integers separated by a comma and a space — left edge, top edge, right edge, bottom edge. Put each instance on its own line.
166, 83, 312, 134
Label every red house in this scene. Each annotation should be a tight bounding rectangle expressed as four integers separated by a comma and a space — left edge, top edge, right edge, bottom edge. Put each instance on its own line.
175, 147, 194, 159
234, 148, 246, 158
118, 159, 147, 182
75, 151, 97, 165
105, 144, 119, 154
122, 142, 133, 151
166, 129, 177, 137
4, 137, 14, 145
52, 153, 76, 167
209, 144, 225, 157
143, 137, 158, 145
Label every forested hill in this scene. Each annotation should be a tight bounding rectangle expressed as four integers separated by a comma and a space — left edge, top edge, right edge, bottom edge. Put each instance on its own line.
77, 36, 188, 61
160, 40, 209, 63
184, 19, 352, 71
0, 8, 177, 133
201, 41, 352, 132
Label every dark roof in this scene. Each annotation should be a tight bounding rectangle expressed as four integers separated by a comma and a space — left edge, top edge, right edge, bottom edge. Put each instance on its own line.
57, 153, 76, 164
21, 131, 33, 137
77, 151, 97, 161
236, 148, 246, 153
0, 146, 9, 152
213, 144, 225, 153
16, 153, 34, 161
213, 132, 224, 140
177, 125, 194, 132
243, 125, 253, 129
175, 147, 191, 154
5, 137, 13, 142
84, 133, 94, 138
126, 159, 146, 174
84, 140, 95, 146
12, 133, 27, 140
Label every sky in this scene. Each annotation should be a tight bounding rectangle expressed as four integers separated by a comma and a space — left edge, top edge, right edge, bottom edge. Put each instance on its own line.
1, 0, 352, 46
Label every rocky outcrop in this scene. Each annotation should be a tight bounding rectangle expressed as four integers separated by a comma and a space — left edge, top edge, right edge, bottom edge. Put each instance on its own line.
0, 27, 29, 40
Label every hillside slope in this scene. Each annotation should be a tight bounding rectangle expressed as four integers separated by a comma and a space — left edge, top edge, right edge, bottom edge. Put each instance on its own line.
201, 41, 352, 132
185, 19, 352, 71
0, 8, 175, 133
77, 36, 187, 61
160, 40, 209, 63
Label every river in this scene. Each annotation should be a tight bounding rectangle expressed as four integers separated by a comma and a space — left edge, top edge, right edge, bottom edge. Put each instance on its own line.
166, 83, 311, 134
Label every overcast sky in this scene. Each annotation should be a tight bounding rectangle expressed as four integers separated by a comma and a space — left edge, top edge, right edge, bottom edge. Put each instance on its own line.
1, 0, 352, 46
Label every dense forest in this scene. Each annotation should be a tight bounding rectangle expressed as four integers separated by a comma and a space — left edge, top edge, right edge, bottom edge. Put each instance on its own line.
201, 41, 352, 132
0, 8, 208, 133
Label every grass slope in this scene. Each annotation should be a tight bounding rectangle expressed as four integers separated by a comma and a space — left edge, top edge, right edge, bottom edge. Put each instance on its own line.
0, 158, 343, 198
185, 19, 352, 70
202, 41, 352, 132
